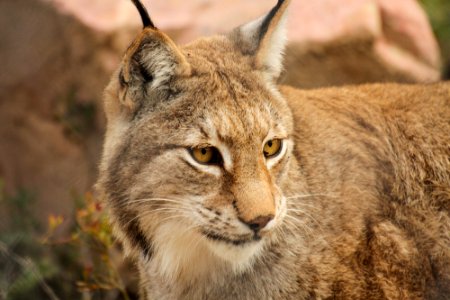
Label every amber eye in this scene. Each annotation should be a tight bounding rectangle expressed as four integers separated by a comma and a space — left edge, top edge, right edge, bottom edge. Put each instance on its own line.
191, 147, 222, 165
263, 139, 282, 158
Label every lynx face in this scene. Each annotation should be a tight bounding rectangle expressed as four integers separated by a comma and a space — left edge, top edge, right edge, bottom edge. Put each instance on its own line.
98, 0, 294, 275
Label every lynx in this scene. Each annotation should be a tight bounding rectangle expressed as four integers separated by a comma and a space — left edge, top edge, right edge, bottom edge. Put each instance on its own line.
96, 0, 450, 299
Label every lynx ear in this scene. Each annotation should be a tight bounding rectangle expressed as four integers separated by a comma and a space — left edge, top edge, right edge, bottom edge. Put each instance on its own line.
230, 0, 290, 80
117, 0, 190, 113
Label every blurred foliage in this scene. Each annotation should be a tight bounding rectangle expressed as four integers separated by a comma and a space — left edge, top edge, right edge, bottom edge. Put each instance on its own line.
420, 0, 450, 76
0, 181, 134, 300
56, 87, 97, 142
55, 192, 132, 300
0, 181, 61, 300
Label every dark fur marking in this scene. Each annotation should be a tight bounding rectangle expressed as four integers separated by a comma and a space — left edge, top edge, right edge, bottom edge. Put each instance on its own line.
202, 230, 254, 246
129, 46, 154, 86
357, 138, 395, 200
351, 114, 378, 133
198, 125, 211, 140
232, 199, 240, 216
429, 256, 450, 299
119, 69, 127, 86
111, 200, 154, 258
197, 209, 208, 218
126, 217, 154, 258
138, 63, 154, 83
217, 70, 238, 101
354, 219, 386, 299
327, 105, 395, 203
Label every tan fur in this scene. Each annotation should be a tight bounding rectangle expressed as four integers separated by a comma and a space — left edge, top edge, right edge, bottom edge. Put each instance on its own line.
97, 1, 450, 299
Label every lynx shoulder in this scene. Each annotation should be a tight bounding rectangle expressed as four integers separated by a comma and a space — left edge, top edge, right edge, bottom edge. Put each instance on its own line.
96, 0, 450, 299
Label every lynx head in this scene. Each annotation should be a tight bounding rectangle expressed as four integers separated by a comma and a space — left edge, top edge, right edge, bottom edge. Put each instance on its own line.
98, 0, 294, 279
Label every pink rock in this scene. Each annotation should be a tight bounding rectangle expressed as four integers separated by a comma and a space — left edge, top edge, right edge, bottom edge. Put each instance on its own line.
282, 0, 441, 86
377, 0, 440, 68
287, 0, 381, 43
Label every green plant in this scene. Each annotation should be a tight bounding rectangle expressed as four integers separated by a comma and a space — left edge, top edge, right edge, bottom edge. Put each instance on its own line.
63, 192, 131, 300
57, 87, 97, 141
0, 180, 134, 300
420, 0, 450, 75
0, 182, 60, 300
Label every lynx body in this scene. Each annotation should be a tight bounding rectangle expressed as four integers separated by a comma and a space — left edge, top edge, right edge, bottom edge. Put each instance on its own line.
97, 0, 450, 298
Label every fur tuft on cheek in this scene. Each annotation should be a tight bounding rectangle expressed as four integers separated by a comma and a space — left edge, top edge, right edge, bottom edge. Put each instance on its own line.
205, 239, 265, 273
145, 220, 222, 283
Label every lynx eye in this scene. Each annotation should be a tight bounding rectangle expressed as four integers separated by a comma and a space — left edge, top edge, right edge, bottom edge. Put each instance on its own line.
191, 147, 222, 165
263, 139, 282, 158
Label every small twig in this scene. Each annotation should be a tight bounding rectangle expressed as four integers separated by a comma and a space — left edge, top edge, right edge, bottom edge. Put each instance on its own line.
0, 241, 60, 300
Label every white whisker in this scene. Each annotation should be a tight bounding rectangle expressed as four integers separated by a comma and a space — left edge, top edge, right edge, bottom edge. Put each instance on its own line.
283, 215, 313, 236
286, 193, 337, 200
158, 214, 189, 224
127, 197, 186, 205
286, 209, 322, 229
146, 207, 188, 214
287, 203, 321, 211
123, 208, 188, 229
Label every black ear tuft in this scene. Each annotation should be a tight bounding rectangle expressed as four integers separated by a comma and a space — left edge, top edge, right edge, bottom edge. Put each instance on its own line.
131, 0, 156, 29
229, 0, 290, 80
258, 0, 286, 42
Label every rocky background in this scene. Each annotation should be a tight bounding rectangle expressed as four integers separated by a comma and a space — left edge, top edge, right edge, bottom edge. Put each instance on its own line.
0, 0, 448, 298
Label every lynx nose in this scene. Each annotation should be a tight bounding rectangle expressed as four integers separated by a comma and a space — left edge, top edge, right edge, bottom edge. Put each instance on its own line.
246, 215, 274, 233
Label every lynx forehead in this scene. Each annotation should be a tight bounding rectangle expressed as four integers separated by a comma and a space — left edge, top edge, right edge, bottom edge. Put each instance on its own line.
97, 0, 450, 299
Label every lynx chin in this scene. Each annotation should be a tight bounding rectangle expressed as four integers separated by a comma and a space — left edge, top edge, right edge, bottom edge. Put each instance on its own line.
96, 0, 450, 299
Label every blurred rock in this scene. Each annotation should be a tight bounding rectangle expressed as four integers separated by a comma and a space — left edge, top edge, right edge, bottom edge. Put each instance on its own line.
0, 0, 442, 225
282, 0, 441, 88
0, 0, 136, 223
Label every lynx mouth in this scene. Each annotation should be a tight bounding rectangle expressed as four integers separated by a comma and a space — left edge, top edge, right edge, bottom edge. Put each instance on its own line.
202, 230, 261, 246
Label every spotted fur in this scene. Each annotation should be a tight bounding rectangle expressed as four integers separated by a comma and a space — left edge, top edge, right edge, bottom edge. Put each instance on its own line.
96, 0, 450, 299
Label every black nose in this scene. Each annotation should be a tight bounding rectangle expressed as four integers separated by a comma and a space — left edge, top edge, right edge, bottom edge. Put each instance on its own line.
246, 215, 274, 232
